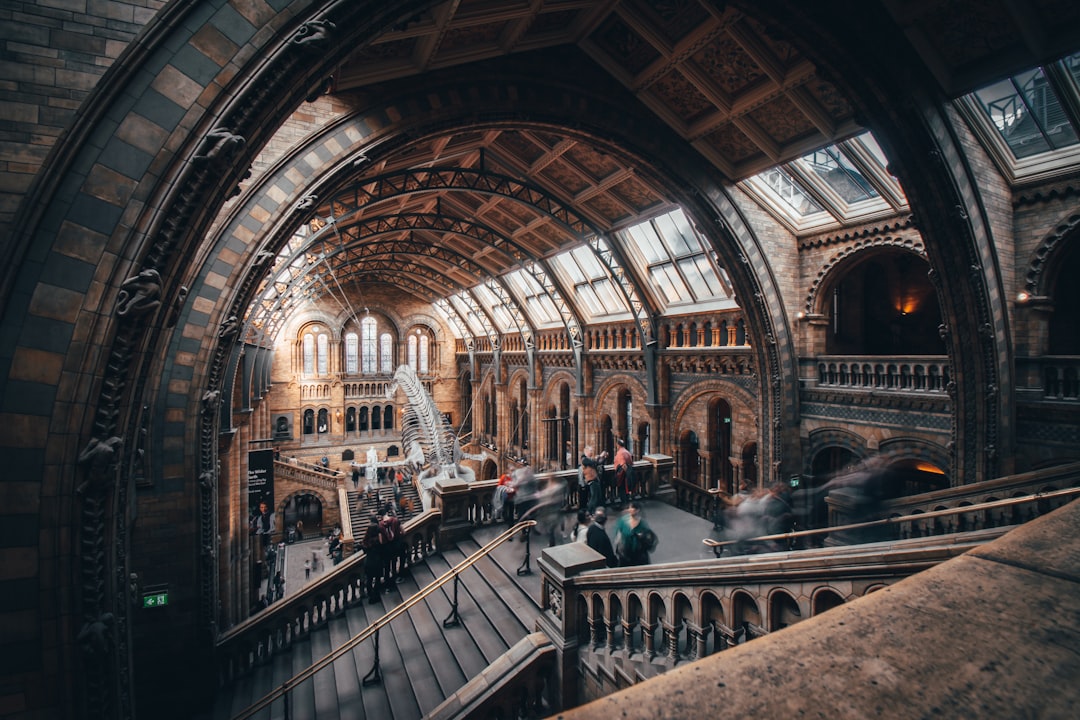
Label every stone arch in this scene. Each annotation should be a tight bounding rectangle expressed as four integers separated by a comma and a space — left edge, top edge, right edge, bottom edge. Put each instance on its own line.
804, 232, 927, 315
805, 428, 870, 477
1022, 212, 1080, 296
767, 588, 803, 631
811, 587, 847, 616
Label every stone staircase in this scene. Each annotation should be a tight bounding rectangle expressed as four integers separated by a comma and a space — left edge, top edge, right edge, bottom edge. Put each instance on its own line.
212, 528, 543, 719
346, 483, 423, 541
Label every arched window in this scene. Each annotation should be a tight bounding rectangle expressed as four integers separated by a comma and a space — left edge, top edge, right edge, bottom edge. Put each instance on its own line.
358, 406, 369, 433
344, 332, 359, 374
303, 408, 314, 435
407, 334, 418, 370
380, 332, 393, 374
317, 408, 329, 434
383, 406, 394, 431
372, 404, 381, 430
361, 317, 377, 374
346, 406, 356, 432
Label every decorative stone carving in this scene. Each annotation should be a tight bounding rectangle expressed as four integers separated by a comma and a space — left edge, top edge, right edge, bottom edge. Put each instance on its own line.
291, 19, 336, 53
219, 315, 240, 341
306, 76, 333, 103
77, 612, 115, 658
201, 390, 220, 416
296, 194, 318, 211
77, 436, 123, 494
549, 586, 563, 620
193, 127, 245, 167
116, 269, 162, 319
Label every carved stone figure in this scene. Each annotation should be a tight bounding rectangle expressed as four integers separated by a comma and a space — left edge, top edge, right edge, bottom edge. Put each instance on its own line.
219, 315, 240, 341
193, 126, 245, 166
116, 269, 162, 319
77, 436, 123, 494
201, 390, 220, 416
291, 19, 336, 53
77, 612, 115, 658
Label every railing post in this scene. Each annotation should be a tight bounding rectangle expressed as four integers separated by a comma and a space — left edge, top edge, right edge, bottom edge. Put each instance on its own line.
516, 527, 533, 576
442, 574, 462, 628
536, 542, 608, 712
362, 628, 382, 685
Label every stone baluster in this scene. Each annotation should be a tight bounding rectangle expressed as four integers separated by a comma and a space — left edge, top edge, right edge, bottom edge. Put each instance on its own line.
643, 620, 657, 659
666, 622, 679, 663
622, 619, 635, 655
592, 614, 605, 648
605, 619, 618, 654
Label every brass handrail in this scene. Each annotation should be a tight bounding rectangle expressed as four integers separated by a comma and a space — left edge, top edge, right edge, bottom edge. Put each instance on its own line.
703, 486, 1080, 550
232, 519, 537, 720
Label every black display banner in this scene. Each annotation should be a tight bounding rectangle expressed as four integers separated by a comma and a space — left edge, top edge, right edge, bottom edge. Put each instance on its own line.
248, 448, 275, 538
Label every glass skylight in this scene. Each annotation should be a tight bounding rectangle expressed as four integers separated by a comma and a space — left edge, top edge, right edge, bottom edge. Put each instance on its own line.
973, 70, 1077, 158
504, 268, 563, 328
760, 167, 824, 216
618, 208, 734, 312
550, 245, 627, 321
803, 146, 878, 204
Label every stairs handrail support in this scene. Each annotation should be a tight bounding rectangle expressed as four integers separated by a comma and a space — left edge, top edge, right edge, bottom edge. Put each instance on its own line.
231, 519, 537, 720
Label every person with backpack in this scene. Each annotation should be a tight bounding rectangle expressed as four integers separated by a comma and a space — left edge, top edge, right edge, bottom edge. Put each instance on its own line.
614, 501, 656, 566
379, 503, 406, 584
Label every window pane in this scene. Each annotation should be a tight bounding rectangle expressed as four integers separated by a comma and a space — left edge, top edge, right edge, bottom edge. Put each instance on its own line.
361, 317, 376, 373
380, 333, 392, 374
626, 223, 666, 264
345, 333, 358, 374
408, 335, 417, 370
761, 167, 823, 215
654, 212, 697, 256
303, 334, 314, 375
649, 264, 691, 303
419, 335, 430, 374
317, 334, 328, 375
592, 278, 626, 313
803, 146, 878, 204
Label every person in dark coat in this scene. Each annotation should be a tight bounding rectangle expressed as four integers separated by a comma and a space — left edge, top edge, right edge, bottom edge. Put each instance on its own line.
585, 506, 617, 568
362, 517, 384, 603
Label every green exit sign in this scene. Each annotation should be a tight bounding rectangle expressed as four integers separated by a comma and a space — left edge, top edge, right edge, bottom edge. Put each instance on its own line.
142, 591, 169, 608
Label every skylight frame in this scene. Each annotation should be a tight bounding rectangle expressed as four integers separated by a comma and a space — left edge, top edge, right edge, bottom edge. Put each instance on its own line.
957, 51, 1080, 184
616, 208, 738, 315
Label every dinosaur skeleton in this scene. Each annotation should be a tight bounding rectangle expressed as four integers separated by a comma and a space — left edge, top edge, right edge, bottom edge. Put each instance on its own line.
386, 365, 490, 496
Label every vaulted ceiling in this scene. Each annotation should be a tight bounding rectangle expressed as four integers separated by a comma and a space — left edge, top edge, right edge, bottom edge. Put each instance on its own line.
240, 0, 1080, 345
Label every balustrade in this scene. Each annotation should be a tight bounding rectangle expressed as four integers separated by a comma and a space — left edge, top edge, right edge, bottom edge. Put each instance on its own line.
810, 355, 950, 393
537, 528, 1007, 706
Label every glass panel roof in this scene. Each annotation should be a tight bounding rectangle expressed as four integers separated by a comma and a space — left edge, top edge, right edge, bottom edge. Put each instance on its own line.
549, 245, 630, 322
505, 268, 563, 328
740, 131, 909, 234
802, 146, 879, 204
759, 167, 824, 216
618, 208, 736, 313
971, 54, 1080, 159
471, 283, 516, 333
